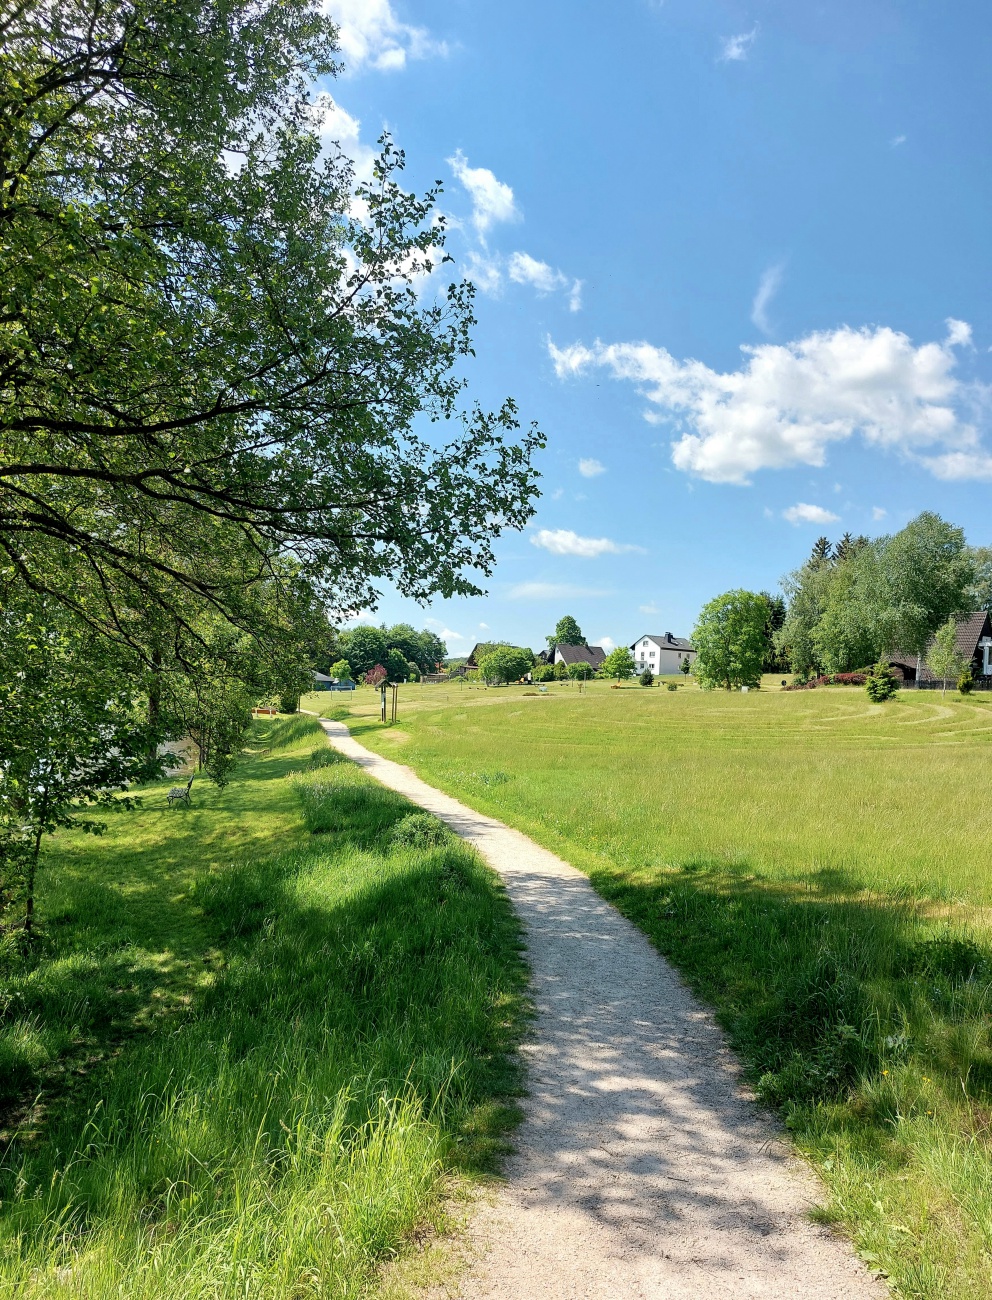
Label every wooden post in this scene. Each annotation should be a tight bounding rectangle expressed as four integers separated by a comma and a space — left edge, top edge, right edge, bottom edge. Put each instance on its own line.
391, 684, 398, 723
380, 683, 387, 722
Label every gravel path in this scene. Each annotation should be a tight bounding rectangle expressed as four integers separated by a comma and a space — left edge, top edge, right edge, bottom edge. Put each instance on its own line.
320, 720, 884, 1299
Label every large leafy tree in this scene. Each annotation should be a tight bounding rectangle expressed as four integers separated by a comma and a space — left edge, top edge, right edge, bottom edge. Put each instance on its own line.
477, 645, 532, 685
0, 0, 543, 660
692, 590, 767, 690
339, 626, 387, 679
548, 615, 585, 648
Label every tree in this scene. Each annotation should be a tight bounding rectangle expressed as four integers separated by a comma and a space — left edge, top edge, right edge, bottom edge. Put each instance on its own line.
680, 656, 692, 678
0, 589, 166, 933
385, 648, 410, 684
553, 660, 570, 680
865, 660, 898, 702
926, 618, 970, 696
548, 616, 585, 649
970, 547, 992, 614
692, 590, 767, 690
330, 659, 352, 681
639, 669, 654, 687
568, 661, 594, 680
760, 592, 787, 672
881, 513, 976, 662
0, 0, 543, 664
810, 537, 833, 565
601, 646, 636, 682
477, 646, 532, 685
363, 665, 387, 687
531, 663, 554, 683
340, 627, 388, 679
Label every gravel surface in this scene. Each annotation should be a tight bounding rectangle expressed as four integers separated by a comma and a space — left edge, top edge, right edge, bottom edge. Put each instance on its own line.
320, 720, 884, 1300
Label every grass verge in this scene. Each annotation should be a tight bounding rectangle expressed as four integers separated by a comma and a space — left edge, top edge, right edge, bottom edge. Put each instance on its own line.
330, 680, 992, 1298
0, 715, 527, 1297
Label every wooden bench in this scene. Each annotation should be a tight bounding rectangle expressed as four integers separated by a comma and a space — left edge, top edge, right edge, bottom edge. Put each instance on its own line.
167, 774, 194, 806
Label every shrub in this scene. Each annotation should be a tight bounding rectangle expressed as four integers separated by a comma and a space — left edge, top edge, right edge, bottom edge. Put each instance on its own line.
666, 682, 678, 692
639, 669, 654, 687
530, 664, 554, 683
958, 669, 974, 695
408, 663, 421, 682
865, 660, 898, 702
553, 661, 569, 680
389, 812, 452, 848
363, 664, 387, 687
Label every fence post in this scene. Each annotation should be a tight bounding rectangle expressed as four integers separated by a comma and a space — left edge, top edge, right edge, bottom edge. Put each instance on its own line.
391, 684, 398, 723
380, 683, 387, 722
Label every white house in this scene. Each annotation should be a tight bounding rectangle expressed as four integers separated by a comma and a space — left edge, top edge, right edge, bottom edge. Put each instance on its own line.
630, 632, 696, 676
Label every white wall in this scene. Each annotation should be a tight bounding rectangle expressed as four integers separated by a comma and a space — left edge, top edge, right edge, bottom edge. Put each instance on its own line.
631, 635, 695, 676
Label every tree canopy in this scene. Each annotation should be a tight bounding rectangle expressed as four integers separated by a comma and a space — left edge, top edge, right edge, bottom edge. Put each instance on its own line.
692, 590, 767, 690
548, 615, 585, 648
0, 0, 543, 661
601, 646, 635, 681
776, 513, 977, 678
476, 645, 532, 685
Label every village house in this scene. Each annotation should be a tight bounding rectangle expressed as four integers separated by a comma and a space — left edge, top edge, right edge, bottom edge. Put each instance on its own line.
630, 632, 696, 676
889, 610, 992, 686
536, 643, 608, 672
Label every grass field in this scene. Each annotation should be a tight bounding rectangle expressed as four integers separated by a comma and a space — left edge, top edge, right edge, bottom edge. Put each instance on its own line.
0, 714, 527, 1298
311, 678, 992, 1299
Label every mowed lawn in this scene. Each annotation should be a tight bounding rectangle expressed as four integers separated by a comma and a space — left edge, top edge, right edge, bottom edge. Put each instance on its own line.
315, 679, 992, 1300
0, 714, 527, 1299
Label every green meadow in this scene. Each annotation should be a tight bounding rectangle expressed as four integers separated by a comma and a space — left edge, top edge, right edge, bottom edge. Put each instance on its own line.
0, 714, 527, 1298
321, 678, 992, 1299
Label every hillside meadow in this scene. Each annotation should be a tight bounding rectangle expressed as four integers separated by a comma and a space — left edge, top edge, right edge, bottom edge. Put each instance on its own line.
310, 677, 992, 1299
0, 715, 527, 1298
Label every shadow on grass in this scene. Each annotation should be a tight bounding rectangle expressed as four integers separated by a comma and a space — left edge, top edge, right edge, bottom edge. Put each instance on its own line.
0, 773, 527, 1296
593, 858, 992, 1124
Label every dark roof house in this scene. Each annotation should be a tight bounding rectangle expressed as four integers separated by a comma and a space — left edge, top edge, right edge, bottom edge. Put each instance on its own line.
547, 643, 607, 670
889, 610, 992, 682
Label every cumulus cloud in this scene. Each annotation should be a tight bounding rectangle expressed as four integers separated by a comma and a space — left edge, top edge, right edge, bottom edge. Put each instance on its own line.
945, 318, 973, 348
783, 502, 840, 526
720, 26, 758, 61
314, 94, 376, 183
425, 617, 463, 641
872, 506, 887, 520
462, 250, 503, 296
326, 0, 447, 74
599, 636, 615, 651
530, 529, 645, 558
751, 262, 784, 335
578, 457, 606, 478
549, 320, 987, 484
508, 252, 566, 294
508, 582, 613, 600
448, 151, 518, 237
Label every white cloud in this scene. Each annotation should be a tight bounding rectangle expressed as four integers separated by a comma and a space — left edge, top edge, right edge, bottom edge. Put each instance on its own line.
508, 251, 567, 295
945, 317, 973, 348
569, 280, 584, 313
507, 582, 613, 600
578, 457, 606, 478
463, 250, 503, 296
891, 134, 907, 148
549, 322, 987, 484
783, 502, 840, 526
325, 0, 447, 74
599, 636, 615, 652
550, 487, 564, 501
530, 529, 645, 558
425, 617, 464, 641
448, 150, 518, 237
872, 506, 887, 520
479, 622, 489, 630
751, 262, 784, 335
720, 26, 758, 61
314, 94, 376, 183
639, 603, 660, 615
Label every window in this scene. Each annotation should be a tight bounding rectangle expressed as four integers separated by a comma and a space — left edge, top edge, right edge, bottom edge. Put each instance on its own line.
642, 639, 649, 646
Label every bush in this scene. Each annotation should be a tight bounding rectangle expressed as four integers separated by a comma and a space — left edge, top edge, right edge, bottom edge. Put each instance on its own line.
553, 661, 569, 680
639, 669, 654, 687
278, 691, 300, 714
666, 682, 678, 692
530, 664, 554, 683
389, 812, 452, 848
959, 669, 974, 694
408, 663, 421, 682
865, 660, 899, 702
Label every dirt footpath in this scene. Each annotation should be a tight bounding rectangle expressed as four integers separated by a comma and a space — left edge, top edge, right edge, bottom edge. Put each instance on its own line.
320, 720, 884, 1300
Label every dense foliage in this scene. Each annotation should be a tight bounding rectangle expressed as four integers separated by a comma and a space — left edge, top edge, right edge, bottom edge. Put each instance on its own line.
477, 645, 534, 685
692, 589, 767, 690
776, 513, 978, 678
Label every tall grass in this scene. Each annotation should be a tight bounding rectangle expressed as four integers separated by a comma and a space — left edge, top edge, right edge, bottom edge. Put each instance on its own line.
342, 681, 992, 1298
0, 719, 526, 1297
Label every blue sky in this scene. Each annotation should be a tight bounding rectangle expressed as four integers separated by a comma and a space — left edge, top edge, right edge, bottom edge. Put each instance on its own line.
323, 0, 992, 656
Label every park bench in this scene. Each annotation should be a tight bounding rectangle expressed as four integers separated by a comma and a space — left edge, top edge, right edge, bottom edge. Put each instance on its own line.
167, 774, 194, 807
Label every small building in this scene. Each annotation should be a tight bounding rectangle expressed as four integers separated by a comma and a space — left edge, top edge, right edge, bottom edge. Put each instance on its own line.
545, 642, 607, 673
313, 670, 355, 692
890, 610, 992, 685
630, 632, 696, 676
